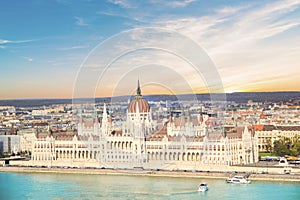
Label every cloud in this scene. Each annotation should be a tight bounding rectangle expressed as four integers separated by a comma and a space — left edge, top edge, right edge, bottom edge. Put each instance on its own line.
59, 45, 90, 51
215, 5, 250, 15
0, 39, 10, 44
128, 0, 300, 92
23, 56, 34, 62
97, 10, 132, 19
107, 0, 134, 9
75, 16, 89, 26
107, 0, 194, 10
147, 0, 195, 8
0, 39, 36, 44
166, 0, 195, 8
0, 38, 40, 53
152, 0, 300, 56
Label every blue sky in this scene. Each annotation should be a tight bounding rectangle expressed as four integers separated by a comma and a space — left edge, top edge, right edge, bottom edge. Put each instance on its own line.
1, 0, 300, 99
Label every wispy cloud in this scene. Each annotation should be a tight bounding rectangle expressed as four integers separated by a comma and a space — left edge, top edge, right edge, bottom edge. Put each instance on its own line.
146, 0, 195, 8
75, 16, 89, 26
22, 56, 34, 62
59, 45, 90, 51
166, 0, 195, 8
107, 0, 194, 10
215, 5, 250, 15
152, 0, 300, 48
0, 39, 36, 44
107, 0, 134, 9
97, 10, 130, 19
130, 0, 300, 92
0, 39, 11, 44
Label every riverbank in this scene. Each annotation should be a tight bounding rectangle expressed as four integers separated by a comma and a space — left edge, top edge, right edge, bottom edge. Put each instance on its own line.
1, 166, 300, 182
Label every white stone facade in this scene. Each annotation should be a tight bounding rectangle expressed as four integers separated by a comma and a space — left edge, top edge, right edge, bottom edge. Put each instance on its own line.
31, 83, 258, 169
18, 128, 36, 152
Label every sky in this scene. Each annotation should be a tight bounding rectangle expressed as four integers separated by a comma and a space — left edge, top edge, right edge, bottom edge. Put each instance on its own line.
1, 0, 300, 99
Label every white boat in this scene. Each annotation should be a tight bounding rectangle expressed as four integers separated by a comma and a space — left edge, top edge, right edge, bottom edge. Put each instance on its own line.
198, 183, 208, 192
226, 176, 251, 184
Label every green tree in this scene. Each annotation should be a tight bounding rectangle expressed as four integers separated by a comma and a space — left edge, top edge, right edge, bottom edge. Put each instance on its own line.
265, 138, 273, 153
273, 137, 291, 156
291, 135, 300, 156
273, 136, 300, 157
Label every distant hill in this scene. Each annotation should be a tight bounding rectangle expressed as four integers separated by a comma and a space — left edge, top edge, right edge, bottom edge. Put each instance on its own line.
0, 99, 73, 108
0, 92, 299, 107
225, 92, 300, 103
145, 92, 300, 103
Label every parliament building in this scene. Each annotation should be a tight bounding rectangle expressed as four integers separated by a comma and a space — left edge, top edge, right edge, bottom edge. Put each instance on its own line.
31, 81, 259, 170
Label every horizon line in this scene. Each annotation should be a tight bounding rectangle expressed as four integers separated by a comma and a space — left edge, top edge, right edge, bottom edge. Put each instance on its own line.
0, 91, 299, 101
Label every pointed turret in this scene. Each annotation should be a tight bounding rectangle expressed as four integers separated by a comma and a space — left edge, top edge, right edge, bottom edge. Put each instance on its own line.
103, 103, 108, 121
168, 112, 173, 123
102, 103, 108, 131
136, 79, 141, 96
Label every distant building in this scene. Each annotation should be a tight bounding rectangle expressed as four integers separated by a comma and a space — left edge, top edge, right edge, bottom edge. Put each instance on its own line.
0, 135, 20, 154
32, 109, 48, 116
256, 125, 300, 152
18, 128, 36, 153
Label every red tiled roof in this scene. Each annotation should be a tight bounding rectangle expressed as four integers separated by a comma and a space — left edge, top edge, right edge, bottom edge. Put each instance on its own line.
247, 125, 264, 131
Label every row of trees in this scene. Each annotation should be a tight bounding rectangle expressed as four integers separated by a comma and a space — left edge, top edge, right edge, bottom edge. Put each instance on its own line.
0, 150, 31, 158
271, 136, 300, 157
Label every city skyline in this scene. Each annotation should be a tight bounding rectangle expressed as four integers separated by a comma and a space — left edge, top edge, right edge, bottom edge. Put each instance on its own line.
1, 0, 300, 99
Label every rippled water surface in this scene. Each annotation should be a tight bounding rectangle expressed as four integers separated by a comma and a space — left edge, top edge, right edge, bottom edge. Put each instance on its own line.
1, 172, 300, 200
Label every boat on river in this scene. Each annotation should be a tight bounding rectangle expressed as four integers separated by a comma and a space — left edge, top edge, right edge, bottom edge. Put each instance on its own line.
226, 175, 251, 184
198, 183, 208, 192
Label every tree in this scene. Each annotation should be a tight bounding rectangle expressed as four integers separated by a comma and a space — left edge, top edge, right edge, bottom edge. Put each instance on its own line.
291, 135, 300, 157
265, 138, 273, 153
273, 136, 300, 157
273, 137, 291, 156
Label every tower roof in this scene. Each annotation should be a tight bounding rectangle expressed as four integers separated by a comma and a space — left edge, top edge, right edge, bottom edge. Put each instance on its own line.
136, 79, 141, 96
128, 79, 150, 113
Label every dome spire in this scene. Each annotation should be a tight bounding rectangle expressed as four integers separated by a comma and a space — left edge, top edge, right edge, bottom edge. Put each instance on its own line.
136, 78, 141, 96
128, 78, 150, 113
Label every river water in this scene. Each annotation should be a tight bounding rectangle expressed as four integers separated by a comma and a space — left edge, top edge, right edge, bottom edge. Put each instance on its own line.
0, 172, 299, 199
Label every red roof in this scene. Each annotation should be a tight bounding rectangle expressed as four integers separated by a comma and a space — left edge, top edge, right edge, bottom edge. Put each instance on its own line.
254, 124, 264, 131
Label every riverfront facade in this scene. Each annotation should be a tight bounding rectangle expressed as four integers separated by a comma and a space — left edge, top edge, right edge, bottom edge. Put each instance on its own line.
31, 82, 259, 169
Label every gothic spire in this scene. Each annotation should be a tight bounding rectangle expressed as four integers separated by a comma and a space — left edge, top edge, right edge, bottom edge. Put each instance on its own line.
136, 79, 141, 96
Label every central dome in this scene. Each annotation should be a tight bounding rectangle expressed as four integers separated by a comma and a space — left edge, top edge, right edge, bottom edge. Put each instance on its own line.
128, 80, 150, 113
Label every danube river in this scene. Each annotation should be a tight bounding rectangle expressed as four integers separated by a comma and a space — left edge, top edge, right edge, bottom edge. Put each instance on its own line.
0, 172, 300, 200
